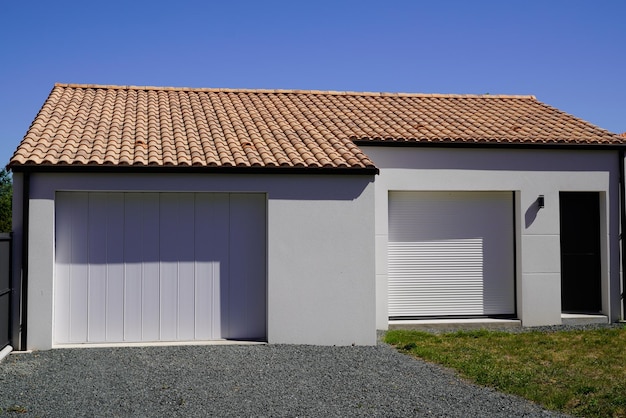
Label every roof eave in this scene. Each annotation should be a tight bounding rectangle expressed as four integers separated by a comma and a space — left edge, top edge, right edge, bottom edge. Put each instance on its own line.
353, 139, 626, 150
7, 163, 379, 176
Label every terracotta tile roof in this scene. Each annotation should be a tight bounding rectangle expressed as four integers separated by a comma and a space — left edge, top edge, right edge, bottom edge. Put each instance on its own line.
9, 84, 625, 170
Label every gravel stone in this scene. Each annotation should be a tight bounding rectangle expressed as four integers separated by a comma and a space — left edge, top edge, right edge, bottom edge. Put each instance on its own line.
0, 339, 570, 417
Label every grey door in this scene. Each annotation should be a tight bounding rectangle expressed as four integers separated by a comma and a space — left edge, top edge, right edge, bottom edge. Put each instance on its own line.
0, 234, 11, 350
559, 192, 602, 313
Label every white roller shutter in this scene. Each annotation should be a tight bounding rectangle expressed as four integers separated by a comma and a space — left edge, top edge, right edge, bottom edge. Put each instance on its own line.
388, 191, 515, 318
54, 192, 266, 345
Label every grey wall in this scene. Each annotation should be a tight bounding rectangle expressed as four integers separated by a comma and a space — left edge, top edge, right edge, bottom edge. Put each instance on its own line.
15, 172, 376, 349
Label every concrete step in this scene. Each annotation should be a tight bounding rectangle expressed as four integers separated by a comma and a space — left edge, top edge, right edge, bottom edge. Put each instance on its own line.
388, 318, 522, 332
561, 313, 608, 326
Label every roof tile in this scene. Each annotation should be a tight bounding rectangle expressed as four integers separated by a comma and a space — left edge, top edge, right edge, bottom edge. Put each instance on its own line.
9, 84, 625, 170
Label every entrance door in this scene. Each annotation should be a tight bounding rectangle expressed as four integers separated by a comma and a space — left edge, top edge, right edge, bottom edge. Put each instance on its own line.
559, 192, 601, 313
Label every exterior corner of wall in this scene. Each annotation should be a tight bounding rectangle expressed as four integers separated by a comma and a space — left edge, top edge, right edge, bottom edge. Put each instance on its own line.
27, 197, 55, 351
519, 273, 562, 327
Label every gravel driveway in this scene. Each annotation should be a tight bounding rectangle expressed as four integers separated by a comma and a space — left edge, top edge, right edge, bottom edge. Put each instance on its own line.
0, 340, 567, 417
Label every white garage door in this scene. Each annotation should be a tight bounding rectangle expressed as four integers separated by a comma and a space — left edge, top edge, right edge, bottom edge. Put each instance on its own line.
388, 191, 515, 318
54, 192, 266, 345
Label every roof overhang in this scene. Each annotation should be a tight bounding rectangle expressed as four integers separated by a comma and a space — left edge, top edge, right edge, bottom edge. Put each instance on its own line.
353, 139, 626, 151
7, 163, 379, 175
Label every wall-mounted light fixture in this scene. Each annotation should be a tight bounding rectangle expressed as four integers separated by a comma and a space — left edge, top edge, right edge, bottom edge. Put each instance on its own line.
537, 195, 545, 209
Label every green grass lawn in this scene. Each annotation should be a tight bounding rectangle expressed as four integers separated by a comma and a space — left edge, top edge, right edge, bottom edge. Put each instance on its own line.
384, 326, 626, 418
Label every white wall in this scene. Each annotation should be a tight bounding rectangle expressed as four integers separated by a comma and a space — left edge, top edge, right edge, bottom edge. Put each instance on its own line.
16, 172, 376, 349
362, 146, 621, 329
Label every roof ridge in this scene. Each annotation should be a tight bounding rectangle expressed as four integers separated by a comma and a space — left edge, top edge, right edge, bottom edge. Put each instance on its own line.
53, 83, 536, 99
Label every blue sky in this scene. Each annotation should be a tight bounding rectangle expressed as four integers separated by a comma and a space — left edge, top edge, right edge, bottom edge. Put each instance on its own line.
1, 0, 624, 167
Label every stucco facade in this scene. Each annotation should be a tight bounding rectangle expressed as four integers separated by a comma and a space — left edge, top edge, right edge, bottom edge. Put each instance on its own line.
363, 146, 623, 329
12, 172, 377, 350
10, 147, 625, 350
8, 85, 626, 351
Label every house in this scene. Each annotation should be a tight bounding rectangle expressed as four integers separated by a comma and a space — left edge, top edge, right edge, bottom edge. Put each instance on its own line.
7, 84, 626, 351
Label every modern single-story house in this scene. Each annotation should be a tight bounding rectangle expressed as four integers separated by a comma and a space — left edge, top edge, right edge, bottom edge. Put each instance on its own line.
6, 83, 626, 351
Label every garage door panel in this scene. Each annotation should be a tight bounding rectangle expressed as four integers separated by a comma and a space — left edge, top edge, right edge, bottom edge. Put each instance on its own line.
124, 194, 145, 341
105, 194, 125, 342
87, 193, 110, 342
388, 191, 515, 318
55, 192, 266, 344
140, 193, 161, 341
390, 192, 509, 240
194, 194, 229, 340
177, 194, 197, 341
68, 193, 89, 343
123, 262, 143, 342
54, 193, 73, 343
158, 194, 181, 341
